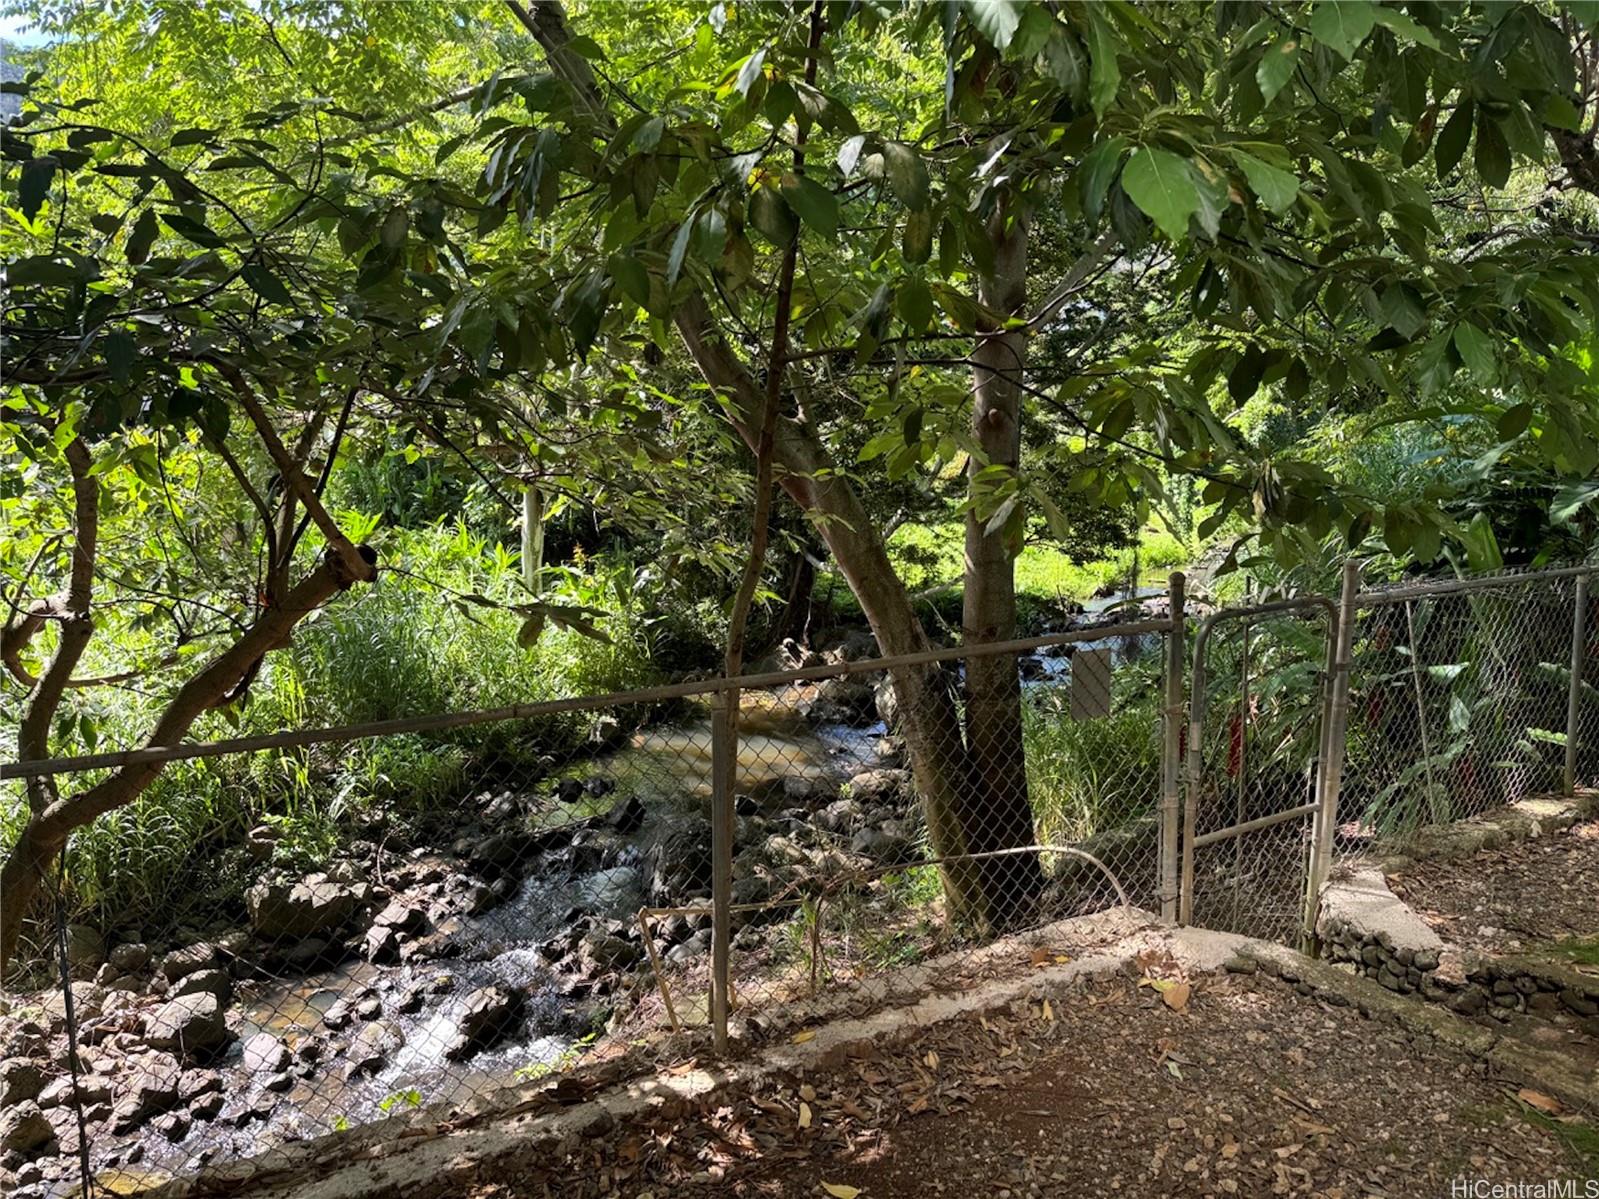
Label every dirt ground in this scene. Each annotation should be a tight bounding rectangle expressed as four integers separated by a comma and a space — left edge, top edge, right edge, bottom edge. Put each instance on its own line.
459, 967, 1595, 1199
1387, 819, 1599, 956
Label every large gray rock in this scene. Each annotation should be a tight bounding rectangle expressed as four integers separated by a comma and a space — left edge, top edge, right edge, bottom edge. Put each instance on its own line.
107, 942, 151, 973
645, 814, 713, 904
0, 1100, 55, 1154
240, 1032, 289, 1075
846, 768, 912, 804
445, 986, 524, 1061
173, 968, 232, 1003
112, 1056, 182, 1131
0, 1058, 44, 1106
65, 924, 106, 972
247, 876, 367, 940
158, 942, 222, 981
145, 991, 232, 1056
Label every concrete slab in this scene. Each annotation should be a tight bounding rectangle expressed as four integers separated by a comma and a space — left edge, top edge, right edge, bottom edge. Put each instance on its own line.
1319, 868, 1443, 953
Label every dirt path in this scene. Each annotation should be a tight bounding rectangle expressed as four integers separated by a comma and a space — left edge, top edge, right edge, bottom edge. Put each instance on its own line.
459, 970, 1593, 1199
1388, 819, 1599, 956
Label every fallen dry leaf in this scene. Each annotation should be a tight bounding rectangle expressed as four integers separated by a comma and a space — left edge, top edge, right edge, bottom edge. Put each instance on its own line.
1030, 947, 1052, 967
821, 1185, 862, 1199
798, 1101, 813, 1129
1161, 981, 1192, 1012
792, 1029, 816, 1044
1517, 1088, 1564, 1115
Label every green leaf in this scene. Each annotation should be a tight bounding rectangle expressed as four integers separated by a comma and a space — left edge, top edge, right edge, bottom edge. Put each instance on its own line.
1078, 137, 1126, 221
749, 187, 797, 247
1452, 322, 1496, 381
1460, 512, 1504, 573
1120, 148, 1199, 242
1085, 6, 1121, 116
903, 208, 934, 265
1371, 5, 1439, 48
1496, 402, 1533, 441
666, 216, 694, 283
1473, 116, 1510, 188
380, 206, 410, 249
1233, 152, 1299, 213
18, 156, 56, 222
882, 142, 930, 211
896, 277, 934, 331
241, 263, 294, 306
1436, 98, 1473, 178
126, 208, 159, 264
735, 47, 767, 98
965, 0, 1021, 51
103, 329, 136, 383
837, 134, 866, 176
159, 212, 225, 248
781, 173, 839, 238
610, 255, 650, 308
1256, 38, 1300, 103
1308, 0, 1377, 60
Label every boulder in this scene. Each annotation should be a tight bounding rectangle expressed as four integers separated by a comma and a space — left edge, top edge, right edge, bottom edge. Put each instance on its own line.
241, 1032, 290, 1075
145, 992, 232, 1056
645, 814, 713, 905
112, 1057, 182, 1131
849, 826, 915, 865
173, 968, 232, 1004
808, 677, 878, 725
372, 900, 426, 934
0, 1101, 55, 1155
580, 931, 642, 975
0, 1058, 44, 1107
445, 986, 524, 1061
37, 1073, 111, 1110
65, 924, 106, 973
158, 942, 222, 981
107, 942, 151, 974
846, 769, 912, 804
873, 677, 899, 727
247, 876, 367, 940
605, 793, 646, 834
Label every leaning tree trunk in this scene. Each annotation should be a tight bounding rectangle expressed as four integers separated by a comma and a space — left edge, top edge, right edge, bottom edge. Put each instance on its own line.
962, 204, 1044, 925
517, 0, 1031, 928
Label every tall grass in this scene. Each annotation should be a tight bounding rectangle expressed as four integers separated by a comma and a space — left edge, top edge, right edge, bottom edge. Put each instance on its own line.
1022, 686, 1163, 847
2, 521, 663, 942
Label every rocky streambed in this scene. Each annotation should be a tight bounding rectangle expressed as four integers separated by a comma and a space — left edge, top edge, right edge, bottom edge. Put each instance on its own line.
0, 680, 923, 1195
0, 603, 1165, 1196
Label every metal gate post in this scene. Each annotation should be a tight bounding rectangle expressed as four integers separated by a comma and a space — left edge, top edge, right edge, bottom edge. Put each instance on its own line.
1302, 560, 1359, 948
709, 691, 735, 1053
1565, 573, 1588, 797
1159, 572, 1186, 922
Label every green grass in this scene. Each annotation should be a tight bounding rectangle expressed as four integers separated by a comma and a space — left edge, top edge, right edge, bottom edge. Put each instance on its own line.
882, 521, 1189, 603
1548, 935, 1599, 967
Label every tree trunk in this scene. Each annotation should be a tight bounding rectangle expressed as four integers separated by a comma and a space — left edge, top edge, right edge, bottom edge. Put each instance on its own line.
962, 204, 1044, 925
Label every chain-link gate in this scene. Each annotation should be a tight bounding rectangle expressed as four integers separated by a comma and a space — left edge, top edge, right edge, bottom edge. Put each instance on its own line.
1179, 595, 1338, 944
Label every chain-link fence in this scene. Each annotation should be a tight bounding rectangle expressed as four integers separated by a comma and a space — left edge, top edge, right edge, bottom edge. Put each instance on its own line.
5, 560, 1596, 1196
0, 596, 1180, 1195
1339, 567, 1599, 845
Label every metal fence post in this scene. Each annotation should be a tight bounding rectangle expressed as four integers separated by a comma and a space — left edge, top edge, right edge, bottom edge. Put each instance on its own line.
1565, 573, 1589, 797
709, 691, 735, 1053
1302, 559, 1359, 949
1159, 572, 1185, 922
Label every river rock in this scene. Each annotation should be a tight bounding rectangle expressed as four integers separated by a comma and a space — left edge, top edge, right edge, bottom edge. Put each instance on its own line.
37, 1074, 111, 1110
606, 793, 646, 834
112, 1056, 182, 1130
241, 1032, 290, 1075
445, 986, 524, 1061
818, 797, 865, 832
173, 968, 232, 1004
65, 924, 106, 973
158, 942, 222, 981
556, 778, 585, 804
247, 875, 367, 940
0, 1101, 55, 1155
41, 981, 104, 1024
107, 942, 151, 973
580, 930, 642, 974
645, 814, 713, 904
808, 677, 878, 724
373, 900, 426, 934
846, 769, 911, 804
873, 677, 898, 726
0, 1059, 44, 1106
145, 992, 232, 1056
850, 826, 914, 864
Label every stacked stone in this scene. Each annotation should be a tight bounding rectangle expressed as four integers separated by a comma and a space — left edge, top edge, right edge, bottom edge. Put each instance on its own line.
1321, 920, 1441, 994
1443, 961, 1599, 1033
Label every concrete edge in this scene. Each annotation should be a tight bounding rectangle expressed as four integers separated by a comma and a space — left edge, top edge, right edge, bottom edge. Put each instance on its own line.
1373, 791, 1599, 873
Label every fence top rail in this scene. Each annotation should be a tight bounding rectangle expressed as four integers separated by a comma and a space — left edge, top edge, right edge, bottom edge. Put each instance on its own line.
1354, 562, 1599, 608
1, 614, 1174, 781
